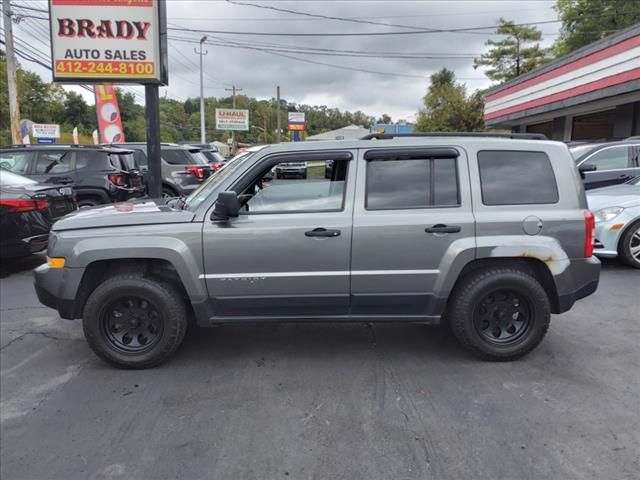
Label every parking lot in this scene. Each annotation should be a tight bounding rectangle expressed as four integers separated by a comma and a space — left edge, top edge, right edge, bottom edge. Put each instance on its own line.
1, 254, 638, 480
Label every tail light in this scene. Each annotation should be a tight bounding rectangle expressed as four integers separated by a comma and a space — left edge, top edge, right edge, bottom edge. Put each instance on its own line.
584, 210, 595, 257
211, 162, 222, 171
0, 199, 49, 213
185, 165, 206, 179
108, 173, 125, 186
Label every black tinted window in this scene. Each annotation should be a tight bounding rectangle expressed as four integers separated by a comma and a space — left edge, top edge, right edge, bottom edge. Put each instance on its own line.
366, 158, 459, 210
162, 150, 191, 165
75, 151, 106, 170
478, 150, 558, 205
35, 151, 73, 174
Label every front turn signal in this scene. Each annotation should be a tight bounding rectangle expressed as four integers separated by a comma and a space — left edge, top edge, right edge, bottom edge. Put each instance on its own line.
48, 257, 65, 269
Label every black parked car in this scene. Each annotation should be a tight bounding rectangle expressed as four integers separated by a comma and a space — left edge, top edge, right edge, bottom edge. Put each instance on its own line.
0, 170, 77, 259
571, 139, 640, 190
0, 145, 145, 207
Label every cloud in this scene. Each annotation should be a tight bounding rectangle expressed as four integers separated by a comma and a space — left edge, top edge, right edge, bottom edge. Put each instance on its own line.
14, 0, 559, 122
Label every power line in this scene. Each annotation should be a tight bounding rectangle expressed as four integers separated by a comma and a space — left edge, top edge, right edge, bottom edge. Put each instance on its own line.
167, 19, 564, 37
225, 0, 443, 32
168, 34, 481, 60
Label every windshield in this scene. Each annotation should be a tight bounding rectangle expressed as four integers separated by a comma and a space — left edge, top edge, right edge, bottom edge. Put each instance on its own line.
0, 169, 38, 187
183, 150, 256, 211
569, 144, 600, 161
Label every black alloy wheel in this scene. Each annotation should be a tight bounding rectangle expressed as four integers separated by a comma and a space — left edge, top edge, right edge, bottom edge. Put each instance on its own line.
101, 296, 163, 353
473, 289, 532, 345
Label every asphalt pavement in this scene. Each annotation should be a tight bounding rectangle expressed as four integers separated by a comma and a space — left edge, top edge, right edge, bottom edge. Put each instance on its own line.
1, 254, 638, 480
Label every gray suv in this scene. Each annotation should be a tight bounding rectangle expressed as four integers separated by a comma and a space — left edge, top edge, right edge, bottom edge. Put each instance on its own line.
34, 134, 600, 368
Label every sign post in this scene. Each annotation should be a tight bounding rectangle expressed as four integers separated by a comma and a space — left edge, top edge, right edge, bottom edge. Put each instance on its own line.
49, 0, 168, 198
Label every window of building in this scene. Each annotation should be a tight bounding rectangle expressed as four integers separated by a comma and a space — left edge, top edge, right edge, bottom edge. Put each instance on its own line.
478, 150, 558, 205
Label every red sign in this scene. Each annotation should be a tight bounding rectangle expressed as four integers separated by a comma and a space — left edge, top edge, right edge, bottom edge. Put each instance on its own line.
94, 85, 125, 143
52, 0, 153, 6
288, 123, 305, 131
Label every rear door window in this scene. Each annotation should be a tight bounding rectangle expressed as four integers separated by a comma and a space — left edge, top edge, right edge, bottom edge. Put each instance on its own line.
478, 150, 558, 205
162, 149, 192, 165
366, 156, 459, 210
35, 151, 74, 174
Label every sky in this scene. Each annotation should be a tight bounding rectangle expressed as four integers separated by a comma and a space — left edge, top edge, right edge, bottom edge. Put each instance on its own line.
7, 0, 559, 123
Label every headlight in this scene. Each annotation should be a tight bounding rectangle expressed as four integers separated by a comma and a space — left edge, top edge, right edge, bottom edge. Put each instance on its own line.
594, 207, 624, 223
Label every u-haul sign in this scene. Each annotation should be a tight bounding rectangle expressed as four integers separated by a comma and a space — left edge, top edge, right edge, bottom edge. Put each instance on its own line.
49, 0, 167, 84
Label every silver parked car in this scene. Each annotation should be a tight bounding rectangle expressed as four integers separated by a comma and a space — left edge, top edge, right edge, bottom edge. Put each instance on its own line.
587, 176, 640, 268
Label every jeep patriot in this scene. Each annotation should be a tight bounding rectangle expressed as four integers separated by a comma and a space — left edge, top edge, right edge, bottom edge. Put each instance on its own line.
34, 134, 601, 368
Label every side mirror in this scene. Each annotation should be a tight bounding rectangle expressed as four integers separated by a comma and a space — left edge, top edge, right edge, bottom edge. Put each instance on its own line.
212, 191, 240, 220
578, 162, 597, 179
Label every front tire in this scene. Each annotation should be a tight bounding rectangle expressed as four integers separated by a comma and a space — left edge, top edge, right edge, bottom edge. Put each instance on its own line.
83, 273, 188, 368
619, 220, 640, 268
448, 268, 550, 361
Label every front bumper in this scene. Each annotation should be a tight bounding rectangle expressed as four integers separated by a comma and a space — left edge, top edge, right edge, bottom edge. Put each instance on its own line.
33, 263, 84, 319
594, 221, 624, 258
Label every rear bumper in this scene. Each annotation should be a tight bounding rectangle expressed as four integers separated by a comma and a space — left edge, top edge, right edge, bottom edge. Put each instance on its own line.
555, 256, 601, 313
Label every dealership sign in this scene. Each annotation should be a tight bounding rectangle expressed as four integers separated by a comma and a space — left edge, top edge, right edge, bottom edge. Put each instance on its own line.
288, 112, 305, 131
49, 0, 167, 84
32, 123, 60, 138
216, 109, 249, 131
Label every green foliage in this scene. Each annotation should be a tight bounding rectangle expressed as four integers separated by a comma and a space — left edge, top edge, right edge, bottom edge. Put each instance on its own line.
1, 55, 378, 145
553, 0, 640, 56
415, 69, 485, 132
474, 18, 548, 82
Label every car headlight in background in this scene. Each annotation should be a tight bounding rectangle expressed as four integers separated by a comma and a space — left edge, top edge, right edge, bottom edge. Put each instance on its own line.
594, 207, 624, 223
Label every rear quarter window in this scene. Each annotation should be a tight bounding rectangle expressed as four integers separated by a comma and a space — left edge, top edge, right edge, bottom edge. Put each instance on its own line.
162, 149, 192, 165
478, 150, 558, 205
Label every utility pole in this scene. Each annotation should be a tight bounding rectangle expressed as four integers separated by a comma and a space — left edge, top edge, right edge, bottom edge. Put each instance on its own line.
276, 85, 281, 144
194, 35, 208, 144
2, 0, 22, 144
225, 85, 243, 154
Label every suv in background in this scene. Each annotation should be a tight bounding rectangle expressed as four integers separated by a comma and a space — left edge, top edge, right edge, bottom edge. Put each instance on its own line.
34, 133, 600, 368
0, 145, 144, 207
570, 139, 640, 190
110, 143, 213, 199
183, 144, 227, 171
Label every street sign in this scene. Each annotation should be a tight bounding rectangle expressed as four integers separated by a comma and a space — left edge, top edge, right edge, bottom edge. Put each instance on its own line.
288, 112, 305, 131
216, 109, 249, 131
49, 0, 168, 84
36, 137, 56, 144
32, 123, 60, 138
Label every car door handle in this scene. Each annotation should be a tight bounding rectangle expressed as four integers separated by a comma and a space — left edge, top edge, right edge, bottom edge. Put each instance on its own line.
425, 224, 461, 234
305, 228, 341, 238
57, 177, 74, 184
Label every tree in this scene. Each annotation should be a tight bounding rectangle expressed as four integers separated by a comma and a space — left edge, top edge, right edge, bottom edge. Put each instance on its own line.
553, 0, 640, 56
376, 113, 392, 124
474, 18, 548, 82
415, 69, 484, 132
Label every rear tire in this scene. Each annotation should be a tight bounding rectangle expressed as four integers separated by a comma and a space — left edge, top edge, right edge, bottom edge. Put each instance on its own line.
83, 273, 188, 368
448, 268, 550, 361
77, 197, 101, 208
618, 220, 640, 269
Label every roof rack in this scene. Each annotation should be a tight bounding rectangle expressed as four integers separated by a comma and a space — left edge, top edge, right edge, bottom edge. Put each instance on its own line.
1, 143, 104, 149
360, 132, 548, 140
